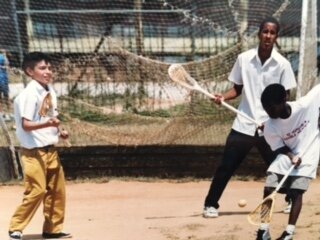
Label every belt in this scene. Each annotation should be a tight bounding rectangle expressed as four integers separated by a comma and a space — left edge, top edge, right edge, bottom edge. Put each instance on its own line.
24, 145, 54, 151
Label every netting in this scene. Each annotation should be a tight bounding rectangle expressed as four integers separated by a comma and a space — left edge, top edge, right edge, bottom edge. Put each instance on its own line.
0, 0, 318, 146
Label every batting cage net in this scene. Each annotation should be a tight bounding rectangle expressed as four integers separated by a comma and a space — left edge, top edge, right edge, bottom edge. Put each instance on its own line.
0, 0, 318, 146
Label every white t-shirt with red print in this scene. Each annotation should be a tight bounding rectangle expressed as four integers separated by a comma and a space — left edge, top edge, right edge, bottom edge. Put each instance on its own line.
264, 84, 320, 179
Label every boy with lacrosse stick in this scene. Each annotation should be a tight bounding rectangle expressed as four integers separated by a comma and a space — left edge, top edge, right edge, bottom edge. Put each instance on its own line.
203, 17, 296, 218
255, 83, 320, 240
8, 52, 71, 240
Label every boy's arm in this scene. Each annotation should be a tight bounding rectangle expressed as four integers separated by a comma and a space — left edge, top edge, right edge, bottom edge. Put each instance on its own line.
212, 84, 243, 104
22, 117, 60, 132
274, 146, 301, 168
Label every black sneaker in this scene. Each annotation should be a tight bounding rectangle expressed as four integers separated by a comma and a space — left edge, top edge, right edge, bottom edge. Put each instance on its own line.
276, 231, 293, 240
256, 229, 271, 240
42, 232, 72, 239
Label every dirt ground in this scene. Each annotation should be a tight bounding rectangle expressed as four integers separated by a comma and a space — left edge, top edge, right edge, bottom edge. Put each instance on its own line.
1, 179, 320, 240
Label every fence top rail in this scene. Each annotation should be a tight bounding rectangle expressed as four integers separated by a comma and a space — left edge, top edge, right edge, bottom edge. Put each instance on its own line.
16, 9, 190, 15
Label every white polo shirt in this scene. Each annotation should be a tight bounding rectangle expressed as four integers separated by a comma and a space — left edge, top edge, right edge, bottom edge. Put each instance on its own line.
264, 84, 320, 178
14, 80, 59, 149
229, 48, 296, 136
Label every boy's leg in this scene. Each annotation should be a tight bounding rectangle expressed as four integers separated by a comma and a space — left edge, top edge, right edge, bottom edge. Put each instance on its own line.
288, 189, 303, 225
275, 189, 303, 240
42, 149, 66, 234
9, 149, 47, 232
256, 174, 277, 240
204, 130, 253, 209
276, 177, 310, 239
256, 136, 292, 214
287, 176, 310, 225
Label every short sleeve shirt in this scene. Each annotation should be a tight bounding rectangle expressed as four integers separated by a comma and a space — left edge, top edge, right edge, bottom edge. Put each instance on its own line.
264, 84, 320, 178
229, 48, 296, 136
14, 80, 59, 149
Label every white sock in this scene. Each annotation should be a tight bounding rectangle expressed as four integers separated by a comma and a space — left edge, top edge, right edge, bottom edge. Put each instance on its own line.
259, 223, 270, 230
286, 224, 295, 234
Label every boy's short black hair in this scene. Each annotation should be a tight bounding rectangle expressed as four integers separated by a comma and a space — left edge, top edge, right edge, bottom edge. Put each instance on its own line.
259, 17, 280, 35
261, 84, 286, 110
22, 52, 51, 75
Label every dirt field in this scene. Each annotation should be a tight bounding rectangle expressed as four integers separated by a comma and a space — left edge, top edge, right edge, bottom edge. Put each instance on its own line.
1, 179, 320, 240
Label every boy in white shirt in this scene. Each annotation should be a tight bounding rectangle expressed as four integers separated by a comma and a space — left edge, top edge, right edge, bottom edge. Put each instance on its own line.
257, 83, 320, 240
203, 17, 296, 218
8, 52, 71, 240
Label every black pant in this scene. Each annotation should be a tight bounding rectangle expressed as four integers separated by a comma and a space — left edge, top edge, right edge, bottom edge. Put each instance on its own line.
204, 129, 276, 209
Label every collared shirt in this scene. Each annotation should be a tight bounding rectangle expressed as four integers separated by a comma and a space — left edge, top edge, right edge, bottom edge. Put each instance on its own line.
14, 80, 59, 149
229, 48, 297, 136
264, 84, 320, 179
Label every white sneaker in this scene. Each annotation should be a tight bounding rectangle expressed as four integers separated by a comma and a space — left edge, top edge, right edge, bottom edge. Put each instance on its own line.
256, 229, 271, 240
283, 202, 292, 214
9, 231, 23, 240
203, 206, 219, 218
276, 231, 293, 240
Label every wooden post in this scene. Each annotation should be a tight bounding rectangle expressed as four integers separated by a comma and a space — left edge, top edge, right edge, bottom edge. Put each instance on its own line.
0, 148, 15, 182
238, 0, 248, 50
135, 0, 144, 55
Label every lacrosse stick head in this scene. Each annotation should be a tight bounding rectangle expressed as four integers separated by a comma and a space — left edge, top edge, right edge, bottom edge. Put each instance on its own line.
168, 64, 198, 90
247, 195, 275, 225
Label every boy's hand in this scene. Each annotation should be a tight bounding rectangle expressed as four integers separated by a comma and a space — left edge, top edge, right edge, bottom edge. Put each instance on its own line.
59, 129, 69, 139
257, 124, 265, 132
291, 155, 302, 169
212, 94, 224, 105
47, 117, 60, 127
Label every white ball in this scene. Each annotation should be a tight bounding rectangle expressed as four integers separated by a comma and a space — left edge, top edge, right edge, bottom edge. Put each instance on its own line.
238, 199, 247, 208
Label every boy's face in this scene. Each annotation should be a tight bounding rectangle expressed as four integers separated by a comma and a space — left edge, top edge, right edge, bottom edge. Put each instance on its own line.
258, 22, 278, 51
265, 103, 286, 119
26, 60, 53, 87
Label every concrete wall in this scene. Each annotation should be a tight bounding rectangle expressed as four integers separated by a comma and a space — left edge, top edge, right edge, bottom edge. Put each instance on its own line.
57, 145, 267, 179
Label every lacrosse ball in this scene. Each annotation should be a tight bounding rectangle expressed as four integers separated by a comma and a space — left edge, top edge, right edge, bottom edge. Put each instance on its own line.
238, 199, 247, 208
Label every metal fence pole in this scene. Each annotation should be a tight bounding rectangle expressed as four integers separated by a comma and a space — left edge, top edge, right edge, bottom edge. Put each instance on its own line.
11, 0, 27, 86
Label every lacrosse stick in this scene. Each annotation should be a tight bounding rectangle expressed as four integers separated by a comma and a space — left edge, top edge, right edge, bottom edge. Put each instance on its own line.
168, 64, 261, 128
247, 132, 319, 225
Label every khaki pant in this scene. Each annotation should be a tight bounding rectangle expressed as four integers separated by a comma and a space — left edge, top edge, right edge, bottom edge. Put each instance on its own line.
9, 146, 66, 233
